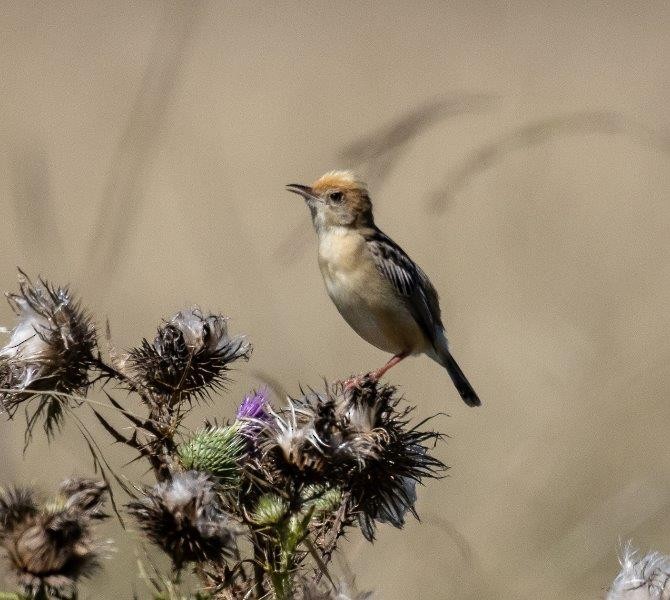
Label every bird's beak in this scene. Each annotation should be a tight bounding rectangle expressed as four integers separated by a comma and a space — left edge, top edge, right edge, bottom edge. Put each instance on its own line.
286, 183, 320, 202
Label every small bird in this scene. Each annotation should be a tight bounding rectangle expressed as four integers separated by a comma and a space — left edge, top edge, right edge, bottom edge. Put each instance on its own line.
286, 171, 480, 406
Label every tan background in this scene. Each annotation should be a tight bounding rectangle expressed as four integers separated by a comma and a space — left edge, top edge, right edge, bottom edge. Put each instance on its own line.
2, 1, 670, 598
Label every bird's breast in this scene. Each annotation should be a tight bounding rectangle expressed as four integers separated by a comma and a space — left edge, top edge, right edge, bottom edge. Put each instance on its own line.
316, 228, 426, 354
317, 228, 375, 298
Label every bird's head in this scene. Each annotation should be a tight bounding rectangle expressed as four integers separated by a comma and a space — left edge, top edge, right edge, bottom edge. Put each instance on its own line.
286, 170, 374, 232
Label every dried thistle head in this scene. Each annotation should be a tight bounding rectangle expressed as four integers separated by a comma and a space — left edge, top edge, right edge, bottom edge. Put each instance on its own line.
0, 271, 97, 437
342, 382, 446, 541
259, 380, 446, 540
127, 471, 237, 569
125, 308, 251, 404
0, 478, 109, 599
56, 477, 108, 520
0, 487, 38, 535
261, 382, 391, 480
260, 403, 328, 478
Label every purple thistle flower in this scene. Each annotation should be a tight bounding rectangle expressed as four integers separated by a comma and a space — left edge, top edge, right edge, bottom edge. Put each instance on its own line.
237, 387, 270, 422
236, 388, 272, 450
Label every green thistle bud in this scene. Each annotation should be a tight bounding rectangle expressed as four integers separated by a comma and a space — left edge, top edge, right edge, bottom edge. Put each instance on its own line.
287, 514, 303, 540
178, 424, 246, 485
251, 494, 288, 526
302, 485, 342, 517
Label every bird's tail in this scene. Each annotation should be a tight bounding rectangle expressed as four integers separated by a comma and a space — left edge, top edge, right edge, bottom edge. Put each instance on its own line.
441, 350, 481, 406
430, 334, 481, 407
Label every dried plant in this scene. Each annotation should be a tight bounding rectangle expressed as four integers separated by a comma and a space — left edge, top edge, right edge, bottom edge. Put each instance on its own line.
124, 309, 251, 405
0, 271, 97, 441
127, 471, 238, 570
0, 272, 449, 598
0, 477, 109, 599
608, 544, 670, 600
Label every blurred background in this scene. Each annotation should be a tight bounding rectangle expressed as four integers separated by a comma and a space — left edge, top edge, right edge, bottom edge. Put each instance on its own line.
2, 1, 670, 598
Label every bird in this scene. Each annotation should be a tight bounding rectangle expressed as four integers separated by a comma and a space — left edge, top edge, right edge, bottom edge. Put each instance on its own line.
286, 170, 480, 407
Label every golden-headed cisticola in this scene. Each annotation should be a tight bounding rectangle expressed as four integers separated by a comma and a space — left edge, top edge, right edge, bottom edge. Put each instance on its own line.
286, 171, 480, 407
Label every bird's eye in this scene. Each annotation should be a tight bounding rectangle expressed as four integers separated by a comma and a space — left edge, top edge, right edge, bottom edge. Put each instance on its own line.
329, 191, 344, 203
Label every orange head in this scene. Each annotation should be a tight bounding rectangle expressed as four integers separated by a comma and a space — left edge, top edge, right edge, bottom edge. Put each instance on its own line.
286, 170, 374, 231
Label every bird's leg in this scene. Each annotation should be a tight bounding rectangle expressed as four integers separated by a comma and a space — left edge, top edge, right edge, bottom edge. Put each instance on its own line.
342, 352, 409, 391
367, 351, 409, 382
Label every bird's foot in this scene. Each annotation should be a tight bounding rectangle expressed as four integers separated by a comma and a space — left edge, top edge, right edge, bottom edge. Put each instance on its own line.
341, 372, 378, 392
342, 375, 365, 391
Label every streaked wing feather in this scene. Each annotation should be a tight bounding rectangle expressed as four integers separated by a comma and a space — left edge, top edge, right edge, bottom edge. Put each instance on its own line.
368, 235, 415, 296
366, 229, 443, 344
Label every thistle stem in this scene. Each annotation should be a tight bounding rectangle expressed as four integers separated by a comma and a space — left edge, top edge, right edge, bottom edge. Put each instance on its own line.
267, 508, 311, 600
313, 491, 350, 584
252, 536, 267, 599
269, 565, 293, 600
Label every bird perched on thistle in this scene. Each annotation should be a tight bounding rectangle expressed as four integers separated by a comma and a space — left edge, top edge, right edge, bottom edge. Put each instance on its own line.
286, 171, 480, 406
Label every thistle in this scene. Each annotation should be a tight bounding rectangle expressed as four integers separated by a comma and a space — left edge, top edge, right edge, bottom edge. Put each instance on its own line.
260, 380, 446, 540
0, 487, 38, 534
0, 271, 97, 437
608, 544, 670, 600
301, 485, 342, 518
0, 273, 449, 599
339, 383, 445, 541
178, 424, 246, 485
0, 478, 109, 599
126, 471, 237, 569
237, 387, 270, 420
55, 478, 108, 520
251, 493, 289, 526
126, 308, 251, 404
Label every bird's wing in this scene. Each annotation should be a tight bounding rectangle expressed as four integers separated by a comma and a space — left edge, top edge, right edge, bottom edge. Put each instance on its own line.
365, 228, 444, 344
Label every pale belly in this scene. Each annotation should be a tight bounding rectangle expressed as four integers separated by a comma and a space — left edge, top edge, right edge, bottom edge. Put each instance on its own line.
321, 261, 427, 355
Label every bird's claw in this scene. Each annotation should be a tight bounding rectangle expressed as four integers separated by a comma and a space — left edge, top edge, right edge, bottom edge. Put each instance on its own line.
342, 375, 363, 391
341, 372, 378, 392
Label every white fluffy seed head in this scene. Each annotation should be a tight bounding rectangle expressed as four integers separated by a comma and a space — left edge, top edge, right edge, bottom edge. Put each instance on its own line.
608, 543, 670, 600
